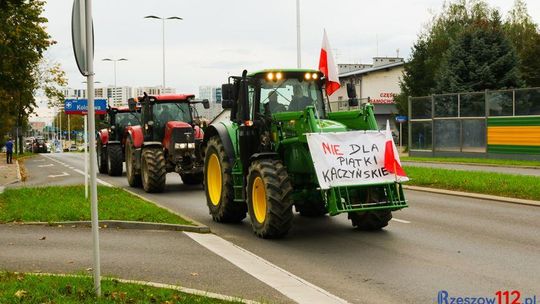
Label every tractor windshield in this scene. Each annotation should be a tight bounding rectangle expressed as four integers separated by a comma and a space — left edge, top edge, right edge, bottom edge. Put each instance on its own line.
115, 112, 140, 127
153, 102, 191, 126
258, 78, 325, 116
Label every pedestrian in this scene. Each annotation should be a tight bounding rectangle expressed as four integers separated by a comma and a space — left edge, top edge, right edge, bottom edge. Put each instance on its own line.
5, 137, 14, 164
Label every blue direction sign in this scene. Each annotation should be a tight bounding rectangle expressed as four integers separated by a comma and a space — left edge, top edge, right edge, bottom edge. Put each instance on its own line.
395, 115, 408, 123
64, 99, 107, 115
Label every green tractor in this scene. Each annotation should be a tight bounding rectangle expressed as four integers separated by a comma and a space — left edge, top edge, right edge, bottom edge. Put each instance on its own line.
202, 69, 408, 238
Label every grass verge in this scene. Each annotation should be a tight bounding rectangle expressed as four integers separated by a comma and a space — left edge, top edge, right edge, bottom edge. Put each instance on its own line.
0, 185, 193, 225
402, 156, 540, 168
0, 272, 237, 304
405, 166, 540, 201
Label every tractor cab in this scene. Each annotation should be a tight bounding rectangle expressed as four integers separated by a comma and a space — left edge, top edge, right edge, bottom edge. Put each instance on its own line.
105, 106, 141, 142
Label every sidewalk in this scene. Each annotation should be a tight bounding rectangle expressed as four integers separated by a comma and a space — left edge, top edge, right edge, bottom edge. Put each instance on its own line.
0, 153, 18, 187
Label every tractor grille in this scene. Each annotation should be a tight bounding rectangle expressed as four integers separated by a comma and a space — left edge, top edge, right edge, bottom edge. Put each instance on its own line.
172, 127, 194, 143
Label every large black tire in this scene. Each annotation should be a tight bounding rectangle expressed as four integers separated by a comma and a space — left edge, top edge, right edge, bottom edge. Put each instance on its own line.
141, 147, 166, 193
247, 159, 294, 238
181, 172, 203, 185
97, 140, 108, 174
295, 193, 328, 217
348, 210, 392, 231
107, 144, 123, 176
204, 136, 246, 223
125, 137, 142, 187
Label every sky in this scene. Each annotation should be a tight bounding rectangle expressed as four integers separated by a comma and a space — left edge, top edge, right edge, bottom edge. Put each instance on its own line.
33, 0, 540, 121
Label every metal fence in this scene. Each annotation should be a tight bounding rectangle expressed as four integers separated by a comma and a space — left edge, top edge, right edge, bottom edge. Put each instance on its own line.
408, 87, 540, 156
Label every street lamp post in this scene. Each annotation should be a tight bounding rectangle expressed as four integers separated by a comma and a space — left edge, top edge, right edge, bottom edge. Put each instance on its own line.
102, 58, 128, 87
144, 15, 182, 88
296, 0, 301, 68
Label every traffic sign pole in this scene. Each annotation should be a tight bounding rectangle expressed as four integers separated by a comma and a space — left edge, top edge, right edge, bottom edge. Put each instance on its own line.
84, 115, 88, 199
82, 0, 101, 296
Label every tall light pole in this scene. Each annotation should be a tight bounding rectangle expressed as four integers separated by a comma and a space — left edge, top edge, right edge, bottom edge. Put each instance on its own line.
102, 58, 127, 87
296, 0, 301, 68
144, 15, 182, 88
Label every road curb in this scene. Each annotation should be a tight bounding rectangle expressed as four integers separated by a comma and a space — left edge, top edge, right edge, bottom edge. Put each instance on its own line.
17, 272, 258, 304
18, 220, 210, 233
121, 187, 210, 229
403, 160, 540, 170
403, 185, 540, 207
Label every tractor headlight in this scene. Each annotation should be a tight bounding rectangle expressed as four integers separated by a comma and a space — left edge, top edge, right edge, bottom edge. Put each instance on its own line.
110, 125, 116, 130
187, 143, 195, 149
175, 143, 187, 149
148, 120, 154, 126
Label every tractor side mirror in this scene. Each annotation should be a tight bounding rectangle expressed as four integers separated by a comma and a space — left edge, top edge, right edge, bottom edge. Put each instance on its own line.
128, 98, 137, 111
347, 83, 358, 107
221, 83, 234, 109
202, 99, 210, 109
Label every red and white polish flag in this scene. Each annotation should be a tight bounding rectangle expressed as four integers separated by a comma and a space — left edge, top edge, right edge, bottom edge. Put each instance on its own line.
384, 120, 407, 178
318, 29, 341, 96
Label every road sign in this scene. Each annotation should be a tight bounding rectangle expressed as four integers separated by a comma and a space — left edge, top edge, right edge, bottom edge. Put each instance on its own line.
64, 99, 107, 115
72, 0, 94, 76
395, 115, 408, 123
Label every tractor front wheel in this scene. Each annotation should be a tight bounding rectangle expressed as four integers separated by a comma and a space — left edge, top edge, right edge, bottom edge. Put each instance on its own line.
141, 147, 166, 193
247, 159, 294, 238
107, 144, 123, 176
125, 137, 141, 187
348, 210, 392, 231
204, 136, 246, 222
97, 140, 108, 174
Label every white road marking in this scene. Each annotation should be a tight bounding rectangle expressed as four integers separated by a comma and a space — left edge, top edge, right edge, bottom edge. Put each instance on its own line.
391, 218, 411, 224
33, 159, 45, 162
38, 164, 54, 168
42, 155, 113, 187
48, 172, 70, 178
184, 232, 350, 304
73, 169, 113, 187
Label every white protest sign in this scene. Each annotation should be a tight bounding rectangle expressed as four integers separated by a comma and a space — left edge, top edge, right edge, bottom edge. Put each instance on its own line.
306, 131, 409, 190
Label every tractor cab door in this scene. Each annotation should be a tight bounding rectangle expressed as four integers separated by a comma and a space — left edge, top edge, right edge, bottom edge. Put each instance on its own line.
236, 75, 261, 175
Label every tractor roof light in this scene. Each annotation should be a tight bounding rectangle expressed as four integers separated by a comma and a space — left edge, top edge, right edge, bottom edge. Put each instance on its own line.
312, 73, 318, 79
267, 73, 274, 81
305, 73, 312, 80
275, 72, 283, 80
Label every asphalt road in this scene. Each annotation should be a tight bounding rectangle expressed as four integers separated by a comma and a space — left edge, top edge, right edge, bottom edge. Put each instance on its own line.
402, 161, 540, 176
11, 153, 540, 303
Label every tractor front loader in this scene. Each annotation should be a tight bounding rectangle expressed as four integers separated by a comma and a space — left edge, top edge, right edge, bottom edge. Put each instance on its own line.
202, 69, 408, 238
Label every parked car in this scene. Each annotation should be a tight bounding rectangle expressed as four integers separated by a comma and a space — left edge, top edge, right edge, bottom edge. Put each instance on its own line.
69, 144, 78, 152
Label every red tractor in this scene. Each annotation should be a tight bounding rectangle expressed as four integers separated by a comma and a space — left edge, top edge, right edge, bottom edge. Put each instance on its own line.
124, 93, 209, 193
97, 105, 141, 176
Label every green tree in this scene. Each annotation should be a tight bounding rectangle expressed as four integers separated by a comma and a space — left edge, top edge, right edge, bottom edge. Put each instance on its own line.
0, 0, 55, 153
435, 12, 522, 93
504, 0, 540, 87
395, 0, 495, 115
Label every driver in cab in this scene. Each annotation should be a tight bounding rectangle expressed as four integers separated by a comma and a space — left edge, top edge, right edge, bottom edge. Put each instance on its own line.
288, 85, 312, 111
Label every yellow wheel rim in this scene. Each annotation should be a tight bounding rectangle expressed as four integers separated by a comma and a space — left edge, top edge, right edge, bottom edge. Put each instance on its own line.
252, 176, 267, 223
207, 153, 222, 206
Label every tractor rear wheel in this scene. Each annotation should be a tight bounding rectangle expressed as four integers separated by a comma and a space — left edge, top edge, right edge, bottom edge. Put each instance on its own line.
247, 159, 294, 238
107, 144, 123, 176
181, 172, 203, 185
126, 137, 142, 187
97, 140, 108, 174
141, 147, 166, 193
204, 136, 246, 222
348, 210, 392, 230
